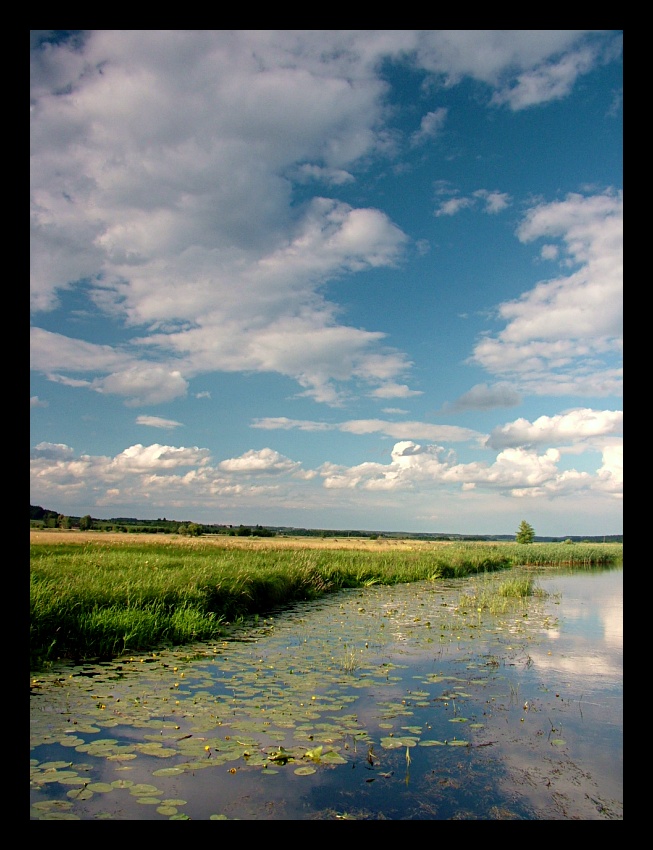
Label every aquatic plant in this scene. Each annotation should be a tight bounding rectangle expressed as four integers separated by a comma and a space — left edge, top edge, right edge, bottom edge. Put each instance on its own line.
30, 535, 621, 669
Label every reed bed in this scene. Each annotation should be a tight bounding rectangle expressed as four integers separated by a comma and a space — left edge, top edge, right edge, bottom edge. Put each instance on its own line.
30, 535, 621, 669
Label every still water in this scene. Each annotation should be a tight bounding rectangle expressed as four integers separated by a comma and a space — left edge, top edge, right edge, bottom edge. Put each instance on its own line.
30, 565, 622, 820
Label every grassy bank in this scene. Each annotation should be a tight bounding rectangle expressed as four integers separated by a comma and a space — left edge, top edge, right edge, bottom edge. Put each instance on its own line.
30, 533, 622, 670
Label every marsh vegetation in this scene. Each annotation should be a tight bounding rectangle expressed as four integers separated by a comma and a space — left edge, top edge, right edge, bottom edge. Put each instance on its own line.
30, 531, 621, 670
30, 562, 623, 820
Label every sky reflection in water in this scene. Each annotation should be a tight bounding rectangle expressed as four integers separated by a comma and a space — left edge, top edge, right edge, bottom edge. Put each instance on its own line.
30, 566, 623, 820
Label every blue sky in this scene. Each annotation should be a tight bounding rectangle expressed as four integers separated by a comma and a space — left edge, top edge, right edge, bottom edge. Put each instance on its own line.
30, 31, 623, 536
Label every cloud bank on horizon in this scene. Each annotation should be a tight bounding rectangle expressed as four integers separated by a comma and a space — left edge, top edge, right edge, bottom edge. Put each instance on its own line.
30, 30, 623, 536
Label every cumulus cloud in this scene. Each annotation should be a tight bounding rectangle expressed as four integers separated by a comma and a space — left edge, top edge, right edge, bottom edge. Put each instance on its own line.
112, 444, 211, 471
472, 189, 511, 214
435, 197, 475, 217
99, 367, 189, 406
319, 437, 621, 500
30, 31, 618, 407
490, 38, 619, 110
31, 441, 75, 460
412, 30, 621, 109
411, 107, 448, 145
435, 189, 511, 217
470, 189, 623, 396
30, 396, 48, 408
486, 408, 623, 450
218, 448, 301, 475
31, 415, 622, 520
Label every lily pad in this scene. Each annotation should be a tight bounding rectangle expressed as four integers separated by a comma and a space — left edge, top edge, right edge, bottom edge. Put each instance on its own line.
86, 782, 114, 792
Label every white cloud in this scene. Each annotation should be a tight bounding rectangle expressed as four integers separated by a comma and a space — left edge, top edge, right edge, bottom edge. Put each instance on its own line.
252, 416, 481, 443
99, 367, 189, 406
251, 417, 333, 432
442, 383, 521, 413
31, 32, 617, 407
435, 189, 510, 218
293, 164, 355, 185
490, 41, 611, 110
319, 437, 621, 501
473, 189, 511, 214
339, 419, 481, 442
470, 189, 623, 396
31, 420, 622, 521
32, 441, 74, 460
486, 408, 623, 450
112, 444, 211, 472
30, 327, 132, 373
435, 197, 474, 217
218, 448, 301, 475
136, 415, 184, 429
414, 31, 620, 108
368, 383, 424, 399
411, 108, 448, 145
30, 396, 48, 408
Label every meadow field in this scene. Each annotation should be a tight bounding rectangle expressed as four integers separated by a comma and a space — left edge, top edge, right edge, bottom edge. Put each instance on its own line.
30, 530, 622, 670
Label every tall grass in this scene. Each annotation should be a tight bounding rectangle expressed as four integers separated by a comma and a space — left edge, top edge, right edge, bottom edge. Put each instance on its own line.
30, 537, 621, 669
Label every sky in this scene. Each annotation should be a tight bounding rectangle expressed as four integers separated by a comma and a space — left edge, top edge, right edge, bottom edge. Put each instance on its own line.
30, 31, 623, 537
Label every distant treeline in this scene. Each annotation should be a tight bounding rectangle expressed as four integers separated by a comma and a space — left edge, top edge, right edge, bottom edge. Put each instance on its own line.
29, 505, 622, 543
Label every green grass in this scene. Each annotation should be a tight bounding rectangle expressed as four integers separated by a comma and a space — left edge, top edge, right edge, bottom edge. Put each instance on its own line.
458, 574, 544, 615
30, 538, 622, 670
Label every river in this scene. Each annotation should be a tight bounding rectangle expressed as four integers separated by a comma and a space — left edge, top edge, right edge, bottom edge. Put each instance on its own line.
30, 564, 623, 820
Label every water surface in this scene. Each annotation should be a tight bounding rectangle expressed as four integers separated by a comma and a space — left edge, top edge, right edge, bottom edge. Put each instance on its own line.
30, 565, 623, 820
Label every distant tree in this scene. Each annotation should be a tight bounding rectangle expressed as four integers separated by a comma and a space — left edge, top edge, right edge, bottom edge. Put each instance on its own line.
79, 514, 93, 531
515, 520, 535, 544
58, 514, 72, 529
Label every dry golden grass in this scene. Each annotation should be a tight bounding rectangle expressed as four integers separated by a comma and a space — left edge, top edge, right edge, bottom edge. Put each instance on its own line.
29, 528, 455, 551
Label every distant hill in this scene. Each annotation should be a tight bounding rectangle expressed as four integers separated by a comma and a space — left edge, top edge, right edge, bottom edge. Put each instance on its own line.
30, 505, 622, 543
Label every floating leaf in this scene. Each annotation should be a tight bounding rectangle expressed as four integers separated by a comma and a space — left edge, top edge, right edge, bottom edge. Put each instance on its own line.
67, 788, 93, 800
294, 766, 317, 775
321, 751, 347, 764
304, 746, 323, 761
38, 760, 73, 770
380, 737, 404, 749
129, 783, 160, 795
38, 812, 82, 819
86, 782, 114, 793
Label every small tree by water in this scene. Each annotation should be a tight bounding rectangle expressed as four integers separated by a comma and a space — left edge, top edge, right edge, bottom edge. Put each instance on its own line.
516, 520, 535, 544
